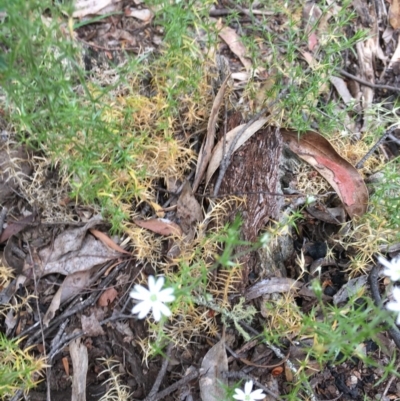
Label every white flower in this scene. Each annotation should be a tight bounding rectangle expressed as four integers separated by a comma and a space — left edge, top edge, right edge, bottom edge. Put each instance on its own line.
233, 380, 266, 401
378, 255, 400, 282
130, 276, 175, 322
386, 286, 400, 325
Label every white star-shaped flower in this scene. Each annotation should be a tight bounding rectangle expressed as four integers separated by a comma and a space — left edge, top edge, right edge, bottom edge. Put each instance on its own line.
130, 276, 175, 322
378, 255, 400, 282
386, 286, 400, 325
233, 380, 266, 401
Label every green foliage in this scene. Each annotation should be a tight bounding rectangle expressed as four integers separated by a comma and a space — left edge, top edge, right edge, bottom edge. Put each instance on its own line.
0, 334, 47, 397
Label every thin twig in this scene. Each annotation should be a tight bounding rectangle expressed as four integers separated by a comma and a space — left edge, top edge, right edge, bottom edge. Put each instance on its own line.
28, 243, 51, 401
149, 368, 199, 401
356, 127, 395, 169
145, 343, 174, 401
338, 69, 400, 93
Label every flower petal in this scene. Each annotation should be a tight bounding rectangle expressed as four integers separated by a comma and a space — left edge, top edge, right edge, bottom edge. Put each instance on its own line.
251, 388, 267, 399
378, 256, 393, 270
132, 301, 152, 319
157, 302, 172, 317
152, 304, 162, 321
384, 268, 400, 282
148, 275, 156, 290
158, 288, 175, 303
233, 388, 245, 400
244, 380, 253, 394
386, 301, 400, 312
153, 276, 165, 292
130, 285, 150, 300
392, 287, 400, 301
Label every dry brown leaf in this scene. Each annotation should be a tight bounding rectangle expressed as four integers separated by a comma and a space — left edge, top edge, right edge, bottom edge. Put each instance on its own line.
390, 0, 400, 29
97, 287, 118, 307
199, 338, 228, 401
125, 7, 153, 22
73, 0, 123, 18
133, 218, 182, 236
81, 313, 105, 336
282, 130, 368, 218
34, 216, 120, 277
62, 357, 70, 376
70, 336, 88, 401
89, 229, 131, 255
177, 181, 203, 235
205, 117, 269, 186
329, 76, 355, 105
217, 21, 252, 71
0, 214, 35, 244
245, 278, 301, 301
193, 75, 230, 192
43, 270, 93, 326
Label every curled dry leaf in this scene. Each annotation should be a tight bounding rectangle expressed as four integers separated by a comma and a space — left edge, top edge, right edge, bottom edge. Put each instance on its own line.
217, 21, 252, 71
205, 117, 269, 186
133, 218, 182, 236
193, 75, 230, 192
89, 229, 131, 255
199, 338, 228, 401
281, 130, 368, 218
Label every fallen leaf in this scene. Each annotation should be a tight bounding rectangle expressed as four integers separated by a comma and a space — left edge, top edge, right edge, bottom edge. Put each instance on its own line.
81, 313, 105, 336
330, 76, 355, 105
199, 338, 228, 401
44, 270, 93, 326
36, 216, 119, 277
177, 181, 203, 235
73, 0, 123, 18
193, 75, 230, 192
4, 309, 17, 335
125, 8, 153, 22
0, 214, 35, 244
89, 229, 131, 255
70, 336, 88, 401
333, 275, 368, 305
205, 117, 269, 186
133, 218, 182, 236
97, 287, 118, 307
62, 357, 70, 376
389, 0, 400, 29
245, 278, 301, 301
282, 130, 368, 218
308, 31, 318, 51
114, 321, 134, 342
217, 21, 252, 71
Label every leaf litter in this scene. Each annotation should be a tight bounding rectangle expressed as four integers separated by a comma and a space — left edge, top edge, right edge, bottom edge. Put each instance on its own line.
2, 0, 400, 400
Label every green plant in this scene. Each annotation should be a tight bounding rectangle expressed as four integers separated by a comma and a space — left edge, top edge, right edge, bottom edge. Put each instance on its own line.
0, 334, 47, 397
98, 358, 131, 401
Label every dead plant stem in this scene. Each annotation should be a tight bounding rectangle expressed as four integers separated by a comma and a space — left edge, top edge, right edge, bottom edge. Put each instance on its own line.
145, 343, 174, 401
